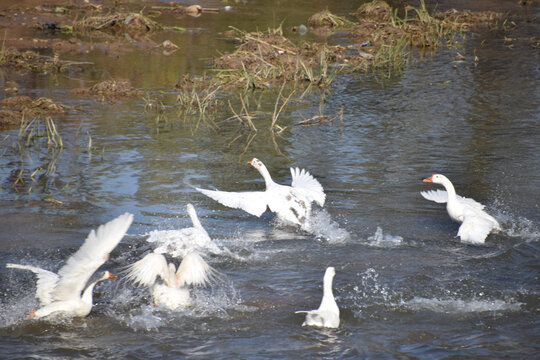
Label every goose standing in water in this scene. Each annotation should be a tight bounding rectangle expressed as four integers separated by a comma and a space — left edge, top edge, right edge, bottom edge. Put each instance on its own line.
295, 267, 340, 328
196, 158, 325, 231
123, 252, 216, 310
6, 213, 133, 319
421, 174, 500, 244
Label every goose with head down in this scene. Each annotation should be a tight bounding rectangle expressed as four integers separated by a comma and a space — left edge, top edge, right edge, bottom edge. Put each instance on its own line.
6, 213, 133, 319
421, 174, 500, 244
195, 158, 325, 230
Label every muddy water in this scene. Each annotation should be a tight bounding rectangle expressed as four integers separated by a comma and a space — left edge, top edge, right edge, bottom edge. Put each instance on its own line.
1, 0, 539, 359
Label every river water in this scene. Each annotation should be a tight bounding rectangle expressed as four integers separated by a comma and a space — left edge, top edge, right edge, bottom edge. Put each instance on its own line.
1, 0, 539, 358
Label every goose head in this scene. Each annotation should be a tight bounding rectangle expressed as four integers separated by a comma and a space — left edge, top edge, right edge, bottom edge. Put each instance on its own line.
324, 266, 336, 281
248, 158, 264, 170
100, 270, 117, 281
423, 174, 448, 184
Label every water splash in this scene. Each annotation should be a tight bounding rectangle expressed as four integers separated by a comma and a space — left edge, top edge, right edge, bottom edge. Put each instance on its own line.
366, 227, 404, 248
146, 229, 224, 257
401, 297, 523, 313
305, 209, 350, 243
491, 200, 540, 242
108, 275, 241, 331
340, 268, 398, 319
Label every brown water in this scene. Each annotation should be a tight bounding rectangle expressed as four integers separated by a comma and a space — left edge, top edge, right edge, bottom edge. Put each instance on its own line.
1, 0, 539, 358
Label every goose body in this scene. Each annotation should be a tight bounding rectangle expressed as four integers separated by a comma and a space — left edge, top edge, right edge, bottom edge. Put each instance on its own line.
147, 204, 220, 258
124, 252, 215, 310
421, 174, 500, 244
6, 213, 133, 319
196, 158, 325, 230
295, 267, 340, 328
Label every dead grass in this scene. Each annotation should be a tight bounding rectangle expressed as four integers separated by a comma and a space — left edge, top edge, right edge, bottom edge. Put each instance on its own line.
0, 96, 66, 129
73, 12, 161, 37
72, 79, 142, 102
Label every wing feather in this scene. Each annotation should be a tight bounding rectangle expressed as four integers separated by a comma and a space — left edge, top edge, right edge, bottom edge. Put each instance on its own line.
196, 187, 268, 217
176, 252, 216, 287
420, 189, 448, 203
290, 167, 325, 206
53, 213, 133, 301
457, 216, 494, 244
6, 263, 58, 306
458, 196, 485, 211
123, 253, 169, 286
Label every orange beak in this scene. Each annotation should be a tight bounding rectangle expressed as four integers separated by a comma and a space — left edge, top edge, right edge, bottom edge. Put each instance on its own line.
109, 273, 118, 279
247, 160, 253, 165
423, 175, 434, 183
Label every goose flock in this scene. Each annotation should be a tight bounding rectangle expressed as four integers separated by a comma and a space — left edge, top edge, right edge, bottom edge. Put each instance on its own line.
5, 158, 502, 328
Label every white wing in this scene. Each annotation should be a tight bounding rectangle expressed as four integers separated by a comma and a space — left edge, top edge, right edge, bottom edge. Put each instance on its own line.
457, 215, 495, 244
53, 213, 133, 301
290, 167, 325, 206
6, 263, 59, 306
421, 189, 485, 211
421, 189, 448, 203
196, 187, 269, 217
457, 196, 485, 211
176, 252, 216, 287
123, 253, 169, 286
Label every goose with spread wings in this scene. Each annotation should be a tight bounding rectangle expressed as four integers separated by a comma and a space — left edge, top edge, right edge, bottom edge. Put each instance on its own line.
195, 158, 325, 230
123, 252, 216, 310
421, 174, 500, 244
6, 213, 133, 319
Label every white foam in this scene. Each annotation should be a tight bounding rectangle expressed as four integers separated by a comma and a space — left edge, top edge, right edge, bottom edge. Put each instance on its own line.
402, 297, 523, 313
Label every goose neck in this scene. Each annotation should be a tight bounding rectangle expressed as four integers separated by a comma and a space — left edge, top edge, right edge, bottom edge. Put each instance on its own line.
257, 165, 274, 187
81, 280, 99, 305
441, 178, 457, 202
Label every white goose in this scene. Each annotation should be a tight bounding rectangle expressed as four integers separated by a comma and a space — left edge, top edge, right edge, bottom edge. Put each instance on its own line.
195, 158, 325, 230
123, 252, 215, 310
6, 213, 133, 319
295, 267, 340, 328
422, 174, 500, 244
147, 203, 220, 258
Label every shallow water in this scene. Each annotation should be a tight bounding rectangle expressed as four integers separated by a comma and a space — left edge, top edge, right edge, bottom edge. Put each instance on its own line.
1, 0, 539, 358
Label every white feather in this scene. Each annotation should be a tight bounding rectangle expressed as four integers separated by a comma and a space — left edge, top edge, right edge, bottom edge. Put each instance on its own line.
457, 216, 497, 244
196, 158, 326, 229
176, 252, 215, 287
123, 253, 169, 287
195, 188, 268, 217
290, 167, 326, 206
295, 267, 339, 328
6, 264, 58, 306
6, 213, 133, 319
422, 174, 499, 244
53, 213, 133, 302
148, 204, 221, 258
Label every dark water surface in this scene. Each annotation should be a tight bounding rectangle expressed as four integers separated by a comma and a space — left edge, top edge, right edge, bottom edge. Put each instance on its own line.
1, 0, 539, 358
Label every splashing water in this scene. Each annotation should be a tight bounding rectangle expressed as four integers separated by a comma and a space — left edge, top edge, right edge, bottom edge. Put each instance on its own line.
491, 199, 540, 242
401, 297, 523, 313
366, 227, 404, 248
306, 209, 350, 243
146, 229, 224, 257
